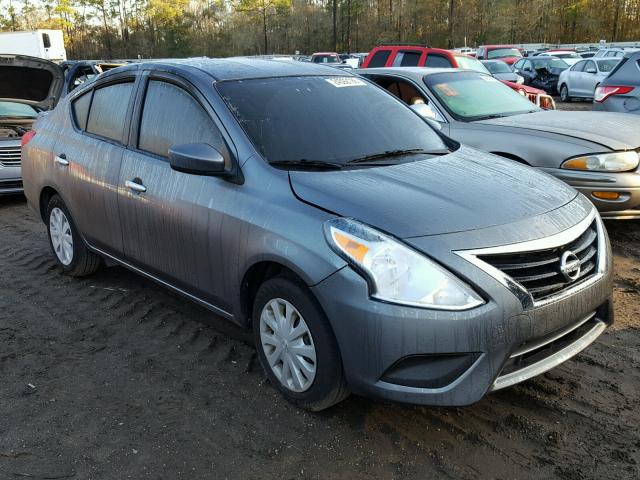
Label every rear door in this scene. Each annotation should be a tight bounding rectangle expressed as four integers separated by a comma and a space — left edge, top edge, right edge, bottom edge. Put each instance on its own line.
117, 72, 237, 309
56, 76, 137, 254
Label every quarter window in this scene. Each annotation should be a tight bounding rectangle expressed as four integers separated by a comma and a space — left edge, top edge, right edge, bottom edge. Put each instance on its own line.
425, 54, 453, 68
86, 82, 134, 142
71, 91, 92, 130
138, 80, 226, 158
368, 50, 391, 68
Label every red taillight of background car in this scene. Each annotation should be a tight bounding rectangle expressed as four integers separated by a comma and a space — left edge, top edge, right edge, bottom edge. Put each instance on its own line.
21, 130, 36, 147
594, 86, 635, 103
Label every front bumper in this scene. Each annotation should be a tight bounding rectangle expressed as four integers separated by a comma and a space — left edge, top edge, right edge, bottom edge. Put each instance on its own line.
0, 167, 23, 195
542, 167, 640, 219
311, 203, 613, 406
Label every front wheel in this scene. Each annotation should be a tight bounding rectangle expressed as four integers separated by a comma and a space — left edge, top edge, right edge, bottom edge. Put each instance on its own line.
560, 84, 571, 102
46, 195, 101, 277
252, 276, 349, 411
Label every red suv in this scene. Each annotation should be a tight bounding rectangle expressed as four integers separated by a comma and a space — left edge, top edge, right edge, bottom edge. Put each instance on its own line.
362, 44, 485, 70
476, 45, 523, 65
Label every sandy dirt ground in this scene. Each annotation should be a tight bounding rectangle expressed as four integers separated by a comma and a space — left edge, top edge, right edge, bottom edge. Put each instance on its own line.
1, 99, 638, 479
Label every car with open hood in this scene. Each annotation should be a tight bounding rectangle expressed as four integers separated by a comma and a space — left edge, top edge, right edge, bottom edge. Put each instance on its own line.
358, 67, 640, 219
0, 54, 63, 194
512, 56, 570, 93
22, 58, 612, 411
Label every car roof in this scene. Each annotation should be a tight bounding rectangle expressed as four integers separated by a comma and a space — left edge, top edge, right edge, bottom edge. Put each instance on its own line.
99, 57, 347, 82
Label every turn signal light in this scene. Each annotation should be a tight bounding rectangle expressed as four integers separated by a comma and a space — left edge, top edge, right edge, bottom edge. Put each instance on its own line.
592, 191, 620, 200
21, 130, 36, 147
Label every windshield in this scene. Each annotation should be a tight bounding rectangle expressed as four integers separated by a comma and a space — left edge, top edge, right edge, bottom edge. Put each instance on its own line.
312, 55, 339, 64
0, 101, 38, 118
217, 76, 448, 165
455, 56, 489, 73
484, 61, 511, 74
597, 59, 619, 72
487, 48, 522, 59
424, 72, 538, 121
531, 58, 569, 69
550, 53, 579, 59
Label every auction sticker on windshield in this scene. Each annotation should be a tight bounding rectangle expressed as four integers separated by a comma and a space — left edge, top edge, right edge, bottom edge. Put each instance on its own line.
325, 77, 367, 88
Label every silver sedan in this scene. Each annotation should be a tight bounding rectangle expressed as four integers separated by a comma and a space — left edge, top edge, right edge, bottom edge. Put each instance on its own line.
557, 58, 620, 101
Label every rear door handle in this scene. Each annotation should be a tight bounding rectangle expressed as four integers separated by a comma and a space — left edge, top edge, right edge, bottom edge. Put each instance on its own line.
125, 179, 147, 193
54, 154, 69, 166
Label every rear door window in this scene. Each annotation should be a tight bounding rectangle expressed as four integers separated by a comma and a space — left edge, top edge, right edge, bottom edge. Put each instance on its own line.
71, 91, 92, 130
368, 50, 391, 68
86, 82, 134, 142
392, 50, 421, 67
425, 54, 453, 68
138, 80, 226, 158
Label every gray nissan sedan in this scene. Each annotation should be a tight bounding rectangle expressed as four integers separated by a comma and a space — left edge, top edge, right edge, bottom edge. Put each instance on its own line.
21, 58, 613, 410
358, 67, 640, 219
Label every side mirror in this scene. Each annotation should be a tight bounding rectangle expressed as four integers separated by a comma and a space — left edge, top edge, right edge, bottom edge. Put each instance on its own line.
168, 143, 229, 176
585, 67, 597, 74
410, 103, 442, 131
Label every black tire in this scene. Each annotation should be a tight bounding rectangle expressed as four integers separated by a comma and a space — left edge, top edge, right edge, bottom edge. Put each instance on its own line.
560, 84, 571, 102
252, 276, 349, 411
46, 194, 101, 277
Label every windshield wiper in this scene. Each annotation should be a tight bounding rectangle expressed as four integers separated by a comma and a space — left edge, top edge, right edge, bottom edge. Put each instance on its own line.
346, 148, 448, 164
269, 159, 344, 170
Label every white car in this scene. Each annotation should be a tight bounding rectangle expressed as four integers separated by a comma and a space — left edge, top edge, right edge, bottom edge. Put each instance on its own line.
557, 58, 621, 101
537, 51, 582, 66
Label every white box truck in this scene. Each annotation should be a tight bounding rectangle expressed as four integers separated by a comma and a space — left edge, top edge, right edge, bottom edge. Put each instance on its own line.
0, 30, 67, 62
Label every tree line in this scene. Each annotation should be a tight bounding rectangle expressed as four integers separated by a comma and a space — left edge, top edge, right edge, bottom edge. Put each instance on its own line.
2, 0, 640, 60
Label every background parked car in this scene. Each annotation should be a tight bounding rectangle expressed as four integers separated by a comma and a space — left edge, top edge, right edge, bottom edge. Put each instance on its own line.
593, 51, 640, 115
579, 51, 597, 58
0, 54, 63, 195
594, 48, 638, 58
513, 56, 569, 93
536, 51, 582, 66
357, 67, 640, 219
481, 59, 524, 83
476, 45, 523, 64
558, 58, 620, 101
310, 52, 341, 64
363, 45, 553, 108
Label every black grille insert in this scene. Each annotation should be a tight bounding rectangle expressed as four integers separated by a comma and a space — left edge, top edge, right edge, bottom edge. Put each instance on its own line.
478, 221, 598, 302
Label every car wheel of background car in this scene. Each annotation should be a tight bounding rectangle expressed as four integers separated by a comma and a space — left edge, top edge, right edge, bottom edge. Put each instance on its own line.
252, 275, 349, 411
560, 84, 571, 102
46, 195, 101, 277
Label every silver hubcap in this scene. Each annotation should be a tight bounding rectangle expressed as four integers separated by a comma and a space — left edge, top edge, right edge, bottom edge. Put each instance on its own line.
49, 207, 73, 266
259, 298, 317, 392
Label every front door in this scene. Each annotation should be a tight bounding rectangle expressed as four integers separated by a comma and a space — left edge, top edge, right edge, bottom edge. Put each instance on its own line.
117, 76, 237, 311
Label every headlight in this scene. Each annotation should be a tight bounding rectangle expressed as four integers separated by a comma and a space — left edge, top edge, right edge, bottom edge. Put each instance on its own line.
561, 151, 639, 172
324, 218, 484, 310
516, 75, 524, 84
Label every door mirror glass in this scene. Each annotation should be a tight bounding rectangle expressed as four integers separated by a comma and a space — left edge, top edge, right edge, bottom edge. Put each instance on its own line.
410, 102, 438, 120
168, 143, 228, 176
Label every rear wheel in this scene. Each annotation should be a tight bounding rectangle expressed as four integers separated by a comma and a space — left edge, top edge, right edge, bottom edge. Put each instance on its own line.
46, 195, 101, 277
560, 84, 571, 102
252, 276, 349, 411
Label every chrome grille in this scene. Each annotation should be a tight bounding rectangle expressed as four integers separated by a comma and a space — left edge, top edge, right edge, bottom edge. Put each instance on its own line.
477, 221, 598, 302
0, 146, 21, 167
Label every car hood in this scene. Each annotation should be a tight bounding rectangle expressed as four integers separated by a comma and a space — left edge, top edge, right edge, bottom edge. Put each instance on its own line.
0, 54, 64, 110
474, 110, 640, 150
289, 146, 577, 238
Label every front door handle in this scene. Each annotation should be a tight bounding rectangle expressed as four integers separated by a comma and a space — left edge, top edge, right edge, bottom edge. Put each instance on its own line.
54, 154, 69, 166
125, 179, 147, 193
